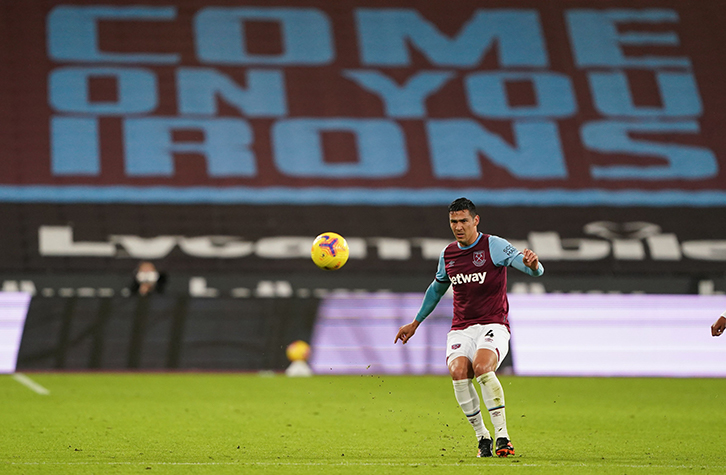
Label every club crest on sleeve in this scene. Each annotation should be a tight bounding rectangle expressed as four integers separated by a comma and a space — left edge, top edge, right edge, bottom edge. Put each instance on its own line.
451, 343, 461, 350
472, 251, 486, 267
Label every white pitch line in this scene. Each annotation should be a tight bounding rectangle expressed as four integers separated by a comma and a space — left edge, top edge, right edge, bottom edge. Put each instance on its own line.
12, 373, 50, 395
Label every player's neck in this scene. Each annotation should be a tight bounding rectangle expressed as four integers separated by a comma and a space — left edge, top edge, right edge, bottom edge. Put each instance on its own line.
458, 232, 481, 248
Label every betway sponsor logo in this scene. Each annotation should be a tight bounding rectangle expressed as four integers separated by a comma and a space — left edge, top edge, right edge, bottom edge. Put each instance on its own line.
38, 222, 726, 261
451, 272, 487, 285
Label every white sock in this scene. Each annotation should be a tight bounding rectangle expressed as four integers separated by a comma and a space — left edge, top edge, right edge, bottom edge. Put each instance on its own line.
476, 372, 509, 440
452, 379, 490, 440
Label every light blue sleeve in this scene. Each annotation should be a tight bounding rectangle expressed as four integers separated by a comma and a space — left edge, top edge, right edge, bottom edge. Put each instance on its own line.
415, 249, 451, 323
415, 280, 450, 323
435, 248, 451, 283
489, 235, 544, 277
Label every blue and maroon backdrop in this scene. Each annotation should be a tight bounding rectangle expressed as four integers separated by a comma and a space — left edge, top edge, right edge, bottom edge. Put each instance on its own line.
1, 0, 725, 370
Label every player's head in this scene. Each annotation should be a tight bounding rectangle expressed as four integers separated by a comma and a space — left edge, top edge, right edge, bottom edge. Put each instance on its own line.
449, 197, 478, 218
448, 197, 480, 246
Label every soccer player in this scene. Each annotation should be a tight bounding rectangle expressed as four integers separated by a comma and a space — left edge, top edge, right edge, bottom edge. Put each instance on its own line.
394, 197, 544, 458
711, 311, 726, 336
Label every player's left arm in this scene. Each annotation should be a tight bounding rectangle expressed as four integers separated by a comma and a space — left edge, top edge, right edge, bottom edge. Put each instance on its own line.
489, 236, 544, 276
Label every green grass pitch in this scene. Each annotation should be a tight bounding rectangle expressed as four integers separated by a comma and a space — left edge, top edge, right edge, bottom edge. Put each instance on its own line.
1, 373, 725, 474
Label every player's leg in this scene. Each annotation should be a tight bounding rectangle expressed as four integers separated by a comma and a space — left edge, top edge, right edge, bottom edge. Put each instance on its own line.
446, 329, 492, 457
474, 350, 512, 454
472, 325, 514, 457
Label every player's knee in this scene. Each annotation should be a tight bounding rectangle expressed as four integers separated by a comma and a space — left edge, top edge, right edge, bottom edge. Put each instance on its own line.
473, 360, 497, 377
473, 365, 494, 378
448, 358, 471, 380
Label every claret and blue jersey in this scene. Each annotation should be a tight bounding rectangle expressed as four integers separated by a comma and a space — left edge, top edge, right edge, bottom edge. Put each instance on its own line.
416, 233, 544, 331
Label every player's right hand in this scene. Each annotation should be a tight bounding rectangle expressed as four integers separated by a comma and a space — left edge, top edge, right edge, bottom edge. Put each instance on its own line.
395, 321, 420, 344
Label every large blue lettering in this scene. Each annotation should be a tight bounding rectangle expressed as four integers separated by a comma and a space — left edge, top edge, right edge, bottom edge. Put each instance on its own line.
465, 72, 576, 118
566, 9, 690, 68
342, 70, 453, 118
123, 118, 255, 176
194, 8, 334, 65
588, 71, 701, 117
427, 120, 567, 179
51, 117, 100, 175
47, 6, 179, 64
272, 119, 407, 178
49, 67, 157, 114
581, 121, 717, 179
177, 68, 287, 117
356, 9, 547, 67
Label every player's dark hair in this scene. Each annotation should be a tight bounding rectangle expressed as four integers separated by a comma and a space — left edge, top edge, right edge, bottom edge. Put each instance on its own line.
448, 197, 477, 217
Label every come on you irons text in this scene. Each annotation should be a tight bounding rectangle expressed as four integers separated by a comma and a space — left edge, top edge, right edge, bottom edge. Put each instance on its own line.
46, 6, 715, 186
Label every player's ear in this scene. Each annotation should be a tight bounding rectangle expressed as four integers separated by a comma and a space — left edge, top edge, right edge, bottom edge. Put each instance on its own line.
473, 214, 480, 226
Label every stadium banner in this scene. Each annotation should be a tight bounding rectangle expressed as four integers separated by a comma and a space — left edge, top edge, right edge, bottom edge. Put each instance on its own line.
10, 291, 726, 374
0, 292, 33, 373
310, 293, 726, 377
0, 1, 725, 206
508, 294, 726, 377
1, 203, 725, 279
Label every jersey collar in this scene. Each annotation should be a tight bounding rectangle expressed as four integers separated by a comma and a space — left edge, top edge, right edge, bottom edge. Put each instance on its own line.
457, 232, 482, 250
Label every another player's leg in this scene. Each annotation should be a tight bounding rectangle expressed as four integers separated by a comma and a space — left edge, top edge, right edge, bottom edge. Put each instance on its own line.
473, 347, 514, 457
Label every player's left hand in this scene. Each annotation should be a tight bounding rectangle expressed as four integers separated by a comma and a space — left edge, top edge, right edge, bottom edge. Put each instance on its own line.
522, 248, 539, 271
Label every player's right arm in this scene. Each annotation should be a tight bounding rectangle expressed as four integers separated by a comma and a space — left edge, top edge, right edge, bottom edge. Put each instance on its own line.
395, 250, 451, 345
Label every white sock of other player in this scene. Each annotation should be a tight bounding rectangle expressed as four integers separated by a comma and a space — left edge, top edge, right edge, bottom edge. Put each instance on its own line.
452, 379, 490, 440
476, 371, 509, 440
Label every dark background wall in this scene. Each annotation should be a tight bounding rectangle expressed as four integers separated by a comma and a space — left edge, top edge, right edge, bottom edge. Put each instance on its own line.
3, 203, 726, 296
17, 296, 320, 370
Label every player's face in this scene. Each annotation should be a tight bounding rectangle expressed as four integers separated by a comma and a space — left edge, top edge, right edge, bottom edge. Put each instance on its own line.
449, 210, 480, 246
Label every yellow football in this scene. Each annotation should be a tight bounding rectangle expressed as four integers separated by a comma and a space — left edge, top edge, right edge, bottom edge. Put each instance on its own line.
311, 232, 350, 270
286, 340, 311, 362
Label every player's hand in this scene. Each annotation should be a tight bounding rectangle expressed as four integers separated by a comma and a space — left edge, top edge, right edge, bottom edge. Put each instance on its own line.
395, 320, 420, 345
711, 316, 726, 337
522, 248, 539, 271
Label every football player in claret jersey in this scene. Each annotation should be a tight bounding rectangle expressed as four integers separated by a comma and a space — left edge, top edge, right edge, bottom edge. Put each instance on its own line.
394, 197, 544, 458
